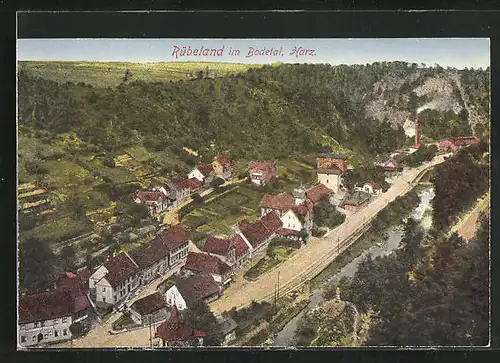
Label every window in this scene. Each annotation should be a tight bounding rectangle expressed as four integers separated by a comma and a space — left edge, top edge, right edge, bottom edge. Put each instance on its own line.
44, 333, 48, 339
62, 317, 67, 323
40, 321, 45, 327
63, 329, 67, 336
53, 319, 58, 325
103, 296, 106, 302
102, 287, 106, 292
34, 322, 39, 328
21, 336, 26, 343
32, 336, 36, 342
49, 331, 53, 336
54, 330, 59, 337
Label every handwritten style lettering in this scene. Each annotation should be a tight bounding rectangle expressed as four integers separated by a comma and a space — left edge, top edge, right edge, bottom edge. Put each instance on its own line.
246, 46, 285, 58
172, 45, 225, 58
289, 46, 316, 57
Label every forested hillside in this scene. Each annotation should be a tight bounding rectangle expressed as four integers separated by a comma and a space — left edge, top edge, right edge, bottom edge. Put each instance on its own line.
18, 62, 489, 167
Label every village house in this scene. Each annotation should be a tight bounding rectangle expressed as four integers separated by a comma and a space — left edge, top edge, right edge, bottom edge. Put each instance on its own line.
248, 161, 278, 186
341, 191, 371, 213
356, 182, 382, 195
202, 236, 236, 266
18, 284, 90, 347
164, 273, 222, 311
260, 184, 332, 237
129, 292, 169, 326
182, 252, 233, 288
230, 234, 251, 269
317, 152, 348, 193
438, 136, 480, 151
217, 315, 238, 346
88, 252, 141, 307
236, 211, 283, 257
133, 190, 169, 217
376, 153, 405, 178
155, 304, 205, 347
212, 155, 234, 180
161, 177, 202, 208
87, 224, 190, 308
188, 163, 215, 186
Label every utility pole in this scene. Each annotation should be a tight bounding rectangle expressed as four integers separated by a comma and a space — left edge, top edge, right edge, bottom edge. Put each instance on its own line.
337, 236, 340, 255
149, 316, 152, 348
277, 271, 280, 302
274, 283, 277, 306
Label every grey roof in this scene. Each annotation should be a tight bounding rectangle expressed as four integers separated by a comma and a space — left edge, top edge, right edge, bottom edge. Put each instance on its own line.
217, 315, 238, 335
317, 152, 347, 159
342, 191, 371, 206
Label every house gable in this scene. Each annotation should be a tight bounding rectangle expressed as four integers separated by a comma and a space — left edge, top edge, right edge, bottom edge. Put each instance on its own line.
280, 210, 303, 231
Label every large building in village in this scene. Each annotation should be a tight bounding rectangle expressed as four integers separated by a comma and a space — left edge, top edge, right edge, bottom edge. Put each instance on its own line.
316, 152, 348, 193
88, 224, 190, 308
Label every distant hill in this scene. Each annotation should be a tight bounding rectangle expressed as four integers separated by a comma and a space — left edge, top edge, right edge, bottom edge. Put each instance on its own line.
18, 61, 261, 88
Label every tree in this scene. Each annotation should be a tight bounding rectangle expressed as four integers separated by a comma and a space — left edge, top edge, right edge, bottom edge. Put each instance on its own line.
313, 199, 346, 228
19, 237, 58, 293
123, 69, 133, 83
60, 244, 76, 271
183, 300, 223, 346
66, 195, 87, 220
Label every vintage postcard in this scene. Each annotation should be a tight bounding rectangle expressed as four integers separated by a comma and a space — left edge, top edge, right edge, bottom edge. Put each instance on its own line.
16, 36, 490, 349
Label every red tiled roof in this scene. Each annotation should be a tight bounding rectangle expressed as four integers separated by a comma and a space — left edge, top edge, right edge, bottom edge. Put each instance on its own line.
134, 190, 167, 203
175, 273, 221, 304
202, 237, 233, 256
248, 161, 277, 181
261, 192, 313, 217
130, 292, 167, 316
240, 212, 282, 248
186, 178, 202, 189
306, 184, 332, 204
184, 252, 232, 277
260, 192, 295, 211
156, 305, 205, 342
364, 181, 382, 190
441, 136, 480, 147
214, 155, 234, 170
169, 177, 191, 191
197, 163, 214, 177
19, 288, 89, 324
231, 235, 249, 257
128, 239, 170, 269
260, 210, 283, 231
157, 224, 190, 251
277, 228, 299, 236
103, 253, 140, 288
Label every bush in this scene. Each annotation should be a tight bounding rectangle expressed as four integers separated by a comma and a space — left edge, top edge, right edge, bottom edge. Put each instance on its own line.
314, 199, 346, 228
312, 226, 326, 237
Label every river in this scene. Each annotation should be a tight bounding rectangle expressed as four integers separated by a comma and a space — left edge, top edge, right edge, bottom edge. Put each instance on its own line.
272, 186, 434, 347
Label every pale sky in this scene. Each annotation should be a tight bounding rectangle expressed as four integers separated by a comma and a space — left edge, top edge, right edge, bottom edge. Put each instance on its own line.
17, 38, 490, 69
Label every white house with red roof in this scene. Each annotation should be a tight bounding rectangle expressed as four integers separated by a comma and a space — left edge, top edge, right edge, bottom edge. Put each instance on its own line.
316, 152, 348, 193
236, 211, 283, 257
18, 277, 91, 347
87, 225, 190, 307
188, 163, 215, 186
212, 155, 234, 180
133, 190, 169, 216
248, 161, 278, 186
260, 185, 332, 236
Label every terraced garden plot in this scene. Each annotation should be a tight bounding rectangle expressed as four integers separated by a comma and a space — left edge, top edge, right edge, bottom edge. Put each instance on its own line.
39, 159, 93, 189
181, 185, 264, 241
22, 215, 92, 243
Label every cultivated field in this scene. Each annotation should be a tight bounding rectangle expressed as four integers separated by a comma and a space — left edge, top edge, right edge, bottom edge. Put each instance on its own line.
19, 61, 261, 88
